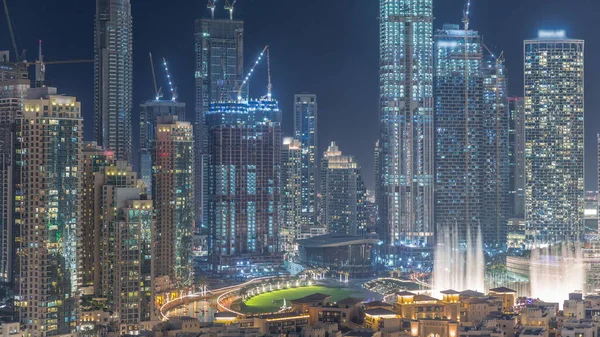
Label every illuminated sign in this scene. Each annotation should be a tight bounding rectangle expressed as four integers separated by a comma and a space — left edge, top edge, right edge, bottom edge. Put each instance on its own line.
437, 41, 459, 48
538, 30, 566, 39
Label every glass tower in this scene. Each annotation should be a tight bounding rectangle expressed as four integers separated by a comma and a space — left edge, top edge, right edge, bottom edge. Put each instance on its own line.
194, 19, 244, 230
94, 0, 133, 163
508, 97, 525, 219
206, 100, 281, 272
434, 24, 484, 242
15, 90, 82, 335
378, 0, 434, 246
281, 137, 302, 258
294, 94, 318, 227
524, 31, 584, 242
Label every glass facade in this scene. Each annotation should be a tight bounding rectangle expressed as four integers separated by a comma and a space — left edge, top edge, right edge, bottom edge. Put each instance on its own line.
15, 94, 82, 335
294, 94, 318, 227
94, 0, 133, 162
206, 100, 281, 272
434, 24, 484, 242
524, 33, 584, 242
378, 0, 434, 246
281, 137, 302, 257
508, 97, 525, 219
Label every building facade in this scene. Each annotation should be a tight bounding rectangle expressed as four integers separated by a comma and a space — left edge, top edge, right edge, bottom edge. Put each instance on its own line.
94, 0, 133, 162
15, 90, 82, 335
378, 0, 434, 246
281, 137, 302, 257
508, 97, 525, 219
320, 142, 367, 236
153, 116, 194, 287
194, 18, 244, 230
434, 24, 484, 243
294, 94, 318, 228
139, 100, 185, 195
205, 100, 281, 272
524, 31, 585, 242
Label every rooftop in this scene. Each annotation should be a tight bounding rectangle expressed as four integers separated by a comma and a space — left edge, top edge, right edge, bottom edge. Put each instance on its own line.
364, 300, 393, 308
489, 287, 516, 293
364, 308, 397, 317
297, 234, 381, 248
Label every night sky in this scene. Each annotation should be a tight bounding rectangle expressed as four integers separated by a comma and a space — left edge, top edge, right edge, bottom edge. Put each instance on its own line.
1, 0, 599, 191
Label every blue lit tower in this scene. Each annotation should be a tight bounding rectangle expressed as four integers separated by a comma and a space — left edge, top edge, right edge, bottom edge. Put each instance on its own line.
205, 100, 282, 272
524, 30, 585, 242
94, 0, 133, 163
294, 94, 318, 227
379, 0, 434, 246
434, 24, 484, 242
194, 18, 244, 230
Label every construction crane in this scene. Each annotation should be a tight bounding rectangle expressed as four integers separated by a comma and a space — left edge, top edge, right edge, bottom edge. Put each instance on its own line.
237, 45, 271, 102
207, 0, 216, 19
3, 0, 19, 62
162, 57, 178, 102
23, 41, 93, 86
224, 0, 236, 20
462, 0, 471, 30
149, 52, 162, 101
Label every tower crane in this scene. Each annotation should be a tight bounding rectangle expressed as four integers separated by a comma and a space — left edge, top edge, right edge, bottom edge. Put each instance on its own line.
237, 45, 272, 102
149, 52, 163, 101
224, 0, 236, 20
207, 0, 216, 19
162, 57, 178, 102
23, 41, 93, 86
3, 0, 19, 62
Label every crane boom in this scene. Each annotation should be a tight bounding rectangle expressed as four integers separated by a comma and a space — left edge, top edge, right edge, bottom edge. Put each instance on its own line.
237, 45, 269, 102
149, 53, 161, 101
462, 0, 471, 30
162, 57, 177, 102
3, 0, 19, 62
224, 0, 236, 20
207, 0, 216, 19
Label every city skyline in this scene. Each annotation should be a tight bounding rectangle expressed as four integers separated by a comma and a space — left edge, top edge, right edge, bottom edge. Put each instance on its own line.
4, 0, 600, 191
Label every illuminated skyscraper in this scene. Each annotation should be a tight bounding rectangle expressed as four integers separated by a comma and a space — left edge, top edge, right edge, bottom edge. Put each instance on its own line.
15, 89, 82, 335
281, 137, 302, 256
524, 30, 584, 242
320, 142, 368, 236
508, 97, 525, 219
139, 100, 185, 195
434, 24, 484, 241
94, 0, 133, 162
153, 116, 194, 286
206, 100, 281, 272
294, 94, 318, 227
194, 18, 244, 229
378, 0, 434, 246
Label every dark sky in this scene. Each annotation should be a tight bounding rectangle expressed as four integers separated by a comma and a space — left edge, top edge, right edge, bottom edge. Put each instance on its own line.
2, 0, 599, 191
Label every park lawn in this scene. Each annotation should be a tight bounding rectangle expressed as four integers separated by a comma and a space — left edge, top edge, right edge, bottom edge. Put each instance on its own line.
242, 285, 357, 314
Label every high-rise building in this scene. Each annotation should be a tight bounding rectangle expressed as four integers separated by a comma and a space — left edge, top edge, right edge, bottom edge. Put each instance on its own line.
434, 24, 484, 242
294, 94, 318, 227
281, 137, 302, 257
508, 97, 525, 219
482, 54, 510, 246
80, 141, 113, 292
153, 116, 194, 287
205, 100, 281, 272
194, 18, 244, 230
378, 0, 434, 246
94, 0, 133, 162
14, 89, 82, 335
139, 100, 185, 194
524, 30, 584, 242
0, 52, 28, 284
320, 142, 367, 236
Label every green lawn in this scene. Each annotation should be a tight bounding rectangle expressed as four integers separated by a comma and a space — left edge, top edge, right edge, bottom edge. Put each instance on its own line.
242, 285, 357, 314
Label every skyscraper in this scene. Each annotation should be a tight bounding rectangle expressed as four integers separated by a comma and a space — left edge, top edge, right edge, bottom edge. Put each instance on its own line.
205, 100, 281, 272
379, 0, 434, 246
508, 97, 525, 219
281, 137, 302, 257
482, 54, 510, 246
524, 30, 584, 242
194, 18, 244, 229
153, 116, 194, 287
94, 0, 133, 162
15, 89, 82, 335
320, 142, 368, 236
139, 100, 185, 195
0, 53, 28, 284
294, 94, 318, 227
434, 24, 484, 241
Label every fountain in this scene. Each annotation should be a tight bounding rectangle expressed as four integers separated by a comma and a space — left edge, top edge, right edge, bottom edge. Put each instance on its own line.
529, 242, 585, 304
433, 225, 485, 293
